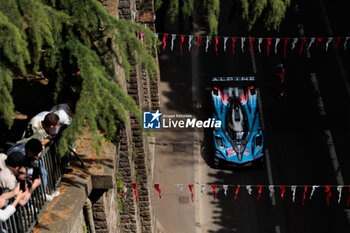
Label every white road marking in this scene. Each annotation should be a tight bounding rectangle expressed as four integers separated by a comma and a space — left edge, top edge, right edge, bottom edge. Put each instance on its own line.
251, 44, 277, 206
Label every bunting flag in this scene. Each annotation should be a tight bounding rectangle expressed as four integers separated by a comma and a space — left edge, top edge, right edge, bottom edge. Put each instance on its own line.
223, 185, 229, 196
275, 38, 280, 54
123, 186, 128, 200
188, 35, 193, 51
267, 38, 272, 56
299, 38, 307, 56
154, 184, 162, 200
317, 37, 323, 46
180, 35, 185, 54
302, 186, 308, 205
325, 37, 333, 51
337, 185, 343, 204
241, 37, 246, 53
258, 38, 263, 53
143, 183, 149, 191
280, 185, 286, 199
246, 185, 252, 195
200, 184, 206, 196
188, 184, 194, 202
224, 37, 228, 52
335, 37, 341, 53
269, 185, 275, 197
257, 185, 263, 202
171, 34, 176, 51
291, 186, 297, 202
233, 185, 240, 201
284, 38, 289, 59
249, 38, 255, 55
310, 185, 319, 200
177, 184, 184, 193
206, 36, 210, 52
211, 185, 217, 200
215, 37, 219, 55
138, 31, 142, 42
162, 33, 168, 50
154, 33, 159, 48
232, 38, 237, 55
197, 36, 202, 55
131, 182, 138, 203
307, 37, 315, 50
325, 186, 332, 206
344, 37, 349, 50
291, 38, 298, 50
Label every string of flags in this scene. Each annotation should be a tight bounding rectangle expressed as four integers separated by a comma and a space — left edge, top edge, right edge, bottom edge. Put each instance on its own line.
121, 183, 350, 206
139, 31, 350, 57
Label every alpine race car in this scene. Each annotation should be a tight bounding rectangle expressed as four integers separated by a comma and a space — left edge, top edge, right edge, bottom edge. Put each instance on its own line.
211, 76, 264, 167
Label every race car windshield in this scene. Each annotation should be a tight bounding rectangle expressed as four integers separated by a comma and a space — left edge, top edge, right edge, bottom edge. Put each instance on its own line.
226, 98, 247, 140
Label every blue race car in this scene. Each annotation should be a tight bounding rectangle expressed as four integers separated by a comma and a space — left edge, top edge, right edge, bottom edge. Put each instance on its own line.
211, 77, 264, 167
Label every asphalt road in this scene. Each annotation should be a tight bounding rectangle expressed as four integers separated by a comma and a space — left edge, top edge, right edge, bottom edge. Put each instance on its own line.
154, 0, 350, 232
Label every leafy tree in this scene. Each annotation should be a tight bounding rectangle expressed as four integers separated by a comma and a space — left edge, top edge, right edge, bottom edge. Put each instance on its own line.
0, 0, 158, 155
155, 0, 290, 35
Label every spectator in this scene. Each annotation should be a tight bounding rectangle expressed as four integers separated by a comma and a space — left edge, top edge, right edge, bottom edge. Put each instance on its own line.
7, 139, 43, 167
0, 152, 26, 190
0, 183, 29, 222
49, 103, 72, 135
19, 112, 60, 145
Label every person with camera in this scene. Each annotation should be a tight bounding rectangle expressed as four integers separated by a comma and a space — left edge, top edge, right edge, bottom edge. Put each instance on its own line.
0, 183, 29, 222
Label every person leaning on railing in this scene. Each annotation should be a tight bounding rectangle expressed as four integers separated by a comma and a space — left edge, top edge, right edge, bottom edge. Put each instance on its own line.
0, 183, 29, 222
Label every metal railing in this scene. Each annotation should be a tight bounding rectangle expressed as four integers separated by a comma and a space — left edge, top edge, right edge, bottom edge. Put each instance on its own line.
0, 142, 64, 233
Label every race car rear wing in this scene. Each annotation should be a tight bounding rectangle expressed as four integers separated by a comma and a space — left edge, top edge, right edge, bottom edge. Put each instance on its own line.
211, 76, 256, 86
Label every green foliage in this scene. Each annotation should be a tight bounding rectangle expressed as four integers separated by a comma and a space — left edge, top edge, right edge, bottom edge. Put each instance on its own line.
0, 0, 158, 155
156, 0, 290, 34
116, 173, 126, 212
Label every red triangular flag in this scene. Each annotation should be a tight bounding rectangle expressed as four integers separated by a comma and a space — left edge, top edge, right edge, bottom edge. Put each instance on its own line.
284, 38, 289, 59
299, 38, 307, 56
180, 35, 185, 54
249, 38, 254, 55
211, 185, 217, 200
302, 186, 308, 205
188, 184, 194, 202
280, 185, 286, 199
154, 184, 162, 200
232, 38, 237, 55
215, 37, 219, 56
325, 186, 332, 206
196, 36, 202, 55
138, 31, 142, 42
317, 37, 323, 46
131, 182, 138, 203
233, 185, 240, 201
335, 37, 341, 52
267, 38, 272, 56
257, 185, 263, 202
162, 33, 168, 50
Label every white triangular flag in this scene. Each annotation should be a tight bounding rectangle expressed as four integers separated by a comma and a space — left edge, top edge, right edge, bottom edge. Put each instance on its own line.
291, 186, 297, 202
275, 38, 280, 54
188, 35, 193, 51
344, 37, 349, 50
143, 183, 148, 190
269, 185, 275, 197
200, 184, 206, 195
224, 37, 228, 52
241, 37, 246, 53
171, 34, 176, 51
154, 33, 159, 49
310, 185, 319, 200
177, 184, 183, 193
337, 185, 343, 204
291, 38, 298, 50
326, 37, 333, 51
307, 37, 315, 50
258, 38, 262, 53
123, 186, 128, 200
246, 185, 252, 195
223, 185, 229, 196
205, 36, 210, 52
155, 33, 159, 39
